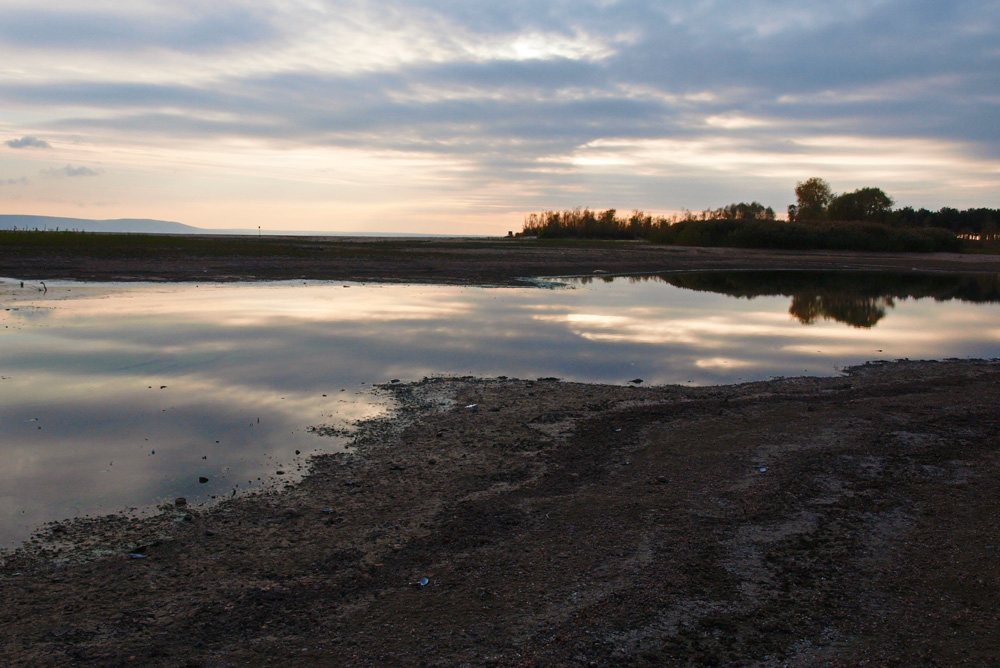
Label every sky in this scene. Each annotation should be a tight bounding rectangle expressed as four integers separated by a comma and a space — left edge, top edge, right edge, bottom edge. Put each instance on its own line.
1, 0, 998, 235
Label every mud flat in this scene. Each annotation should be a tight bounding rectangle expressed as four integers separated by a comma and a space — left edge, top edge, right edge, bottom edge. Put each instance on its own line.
2, 359, 999, 666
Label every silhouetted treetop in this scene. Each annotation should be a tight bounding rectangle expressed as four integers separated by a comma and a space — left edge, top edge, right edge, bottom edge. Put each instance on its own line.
793, 177, 834, 221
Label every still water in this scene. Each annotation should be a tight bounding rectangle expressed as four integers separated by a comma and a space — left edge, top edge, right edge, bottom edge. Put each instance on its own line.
2, 271, 1000, 546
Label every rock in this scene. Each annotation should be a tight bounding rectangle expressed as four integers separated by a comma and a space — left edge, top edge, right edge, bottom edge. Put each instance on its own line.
198, 476, 209, 483
175, 497, 187, 507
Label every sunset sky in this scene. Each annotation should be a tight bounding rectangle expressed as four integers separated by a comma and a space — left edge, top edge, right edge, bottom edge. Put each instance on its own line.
1, 1, 998, 235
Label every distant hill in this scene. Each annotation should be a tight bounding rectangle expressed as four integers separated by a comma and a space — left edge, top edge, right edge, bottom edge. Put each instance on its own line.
0, 215, 201, 234
0, 214, 489, 238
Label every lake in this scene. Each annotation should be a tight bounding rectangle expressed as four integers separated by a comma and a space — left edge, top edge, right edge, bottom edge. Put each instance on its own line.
2, 271, 999, 546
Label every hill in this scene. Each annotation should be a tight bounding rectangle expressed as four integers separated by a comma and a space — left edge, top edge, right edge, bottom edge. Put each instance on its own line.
0, 215, 201, 235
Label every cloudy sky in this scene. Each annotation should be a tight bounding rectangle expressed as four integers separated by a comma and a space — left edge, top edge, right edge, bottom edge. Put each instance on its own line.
1, 1, 998, 234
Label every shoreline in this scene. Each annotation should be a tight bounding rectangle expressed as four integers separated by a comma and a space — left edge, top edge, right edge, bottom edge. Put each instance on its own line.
3, 359, 1000, 665
3, 246, 1000, 665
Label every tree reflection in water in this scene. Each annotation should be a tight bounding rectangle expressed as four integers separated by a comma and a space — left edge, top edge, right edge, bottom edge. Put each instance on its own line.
787, 294, 894, 328
576, 271, 1000, 329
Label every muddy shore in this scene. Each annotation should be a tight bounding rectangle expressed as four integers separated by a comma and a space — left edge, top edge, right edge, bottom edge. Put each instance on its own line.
2, 243, 1000, 666
3, 360, 999, 666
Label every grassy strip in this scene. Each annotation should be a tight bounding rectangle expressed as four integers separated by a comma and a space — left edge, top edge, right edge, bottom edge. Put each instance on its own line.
0, 230, 495, 259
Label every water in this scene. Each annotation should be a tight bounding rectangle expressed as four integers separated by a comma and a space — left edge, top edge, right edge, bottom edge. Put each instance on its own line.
2, 271, 999, 546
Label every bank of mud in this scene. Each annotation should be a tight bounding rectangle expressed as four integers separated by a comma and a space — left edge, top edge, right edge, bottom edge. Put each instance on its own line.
2, 359, 999, 666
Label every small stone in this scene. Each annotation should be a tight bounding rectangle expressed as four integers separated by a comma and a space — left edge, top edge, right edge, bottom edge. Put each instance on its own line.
175, 497, 187, 506
199, 476, 209, 484
657, 475, 668, 484
276, 470, 285, 475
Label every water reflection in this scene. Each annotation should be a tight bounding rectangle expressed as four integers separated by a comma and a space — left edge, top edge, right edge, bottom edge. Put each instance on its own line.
573, 271, 1000, 328
2, 273, 999, 547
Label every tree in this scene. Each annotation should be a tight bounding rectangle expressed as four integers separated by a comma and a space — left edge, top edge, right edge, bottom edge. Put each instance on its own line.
794, 177, 834, 221
828, 187, 894, 222
712, 201, 776, 221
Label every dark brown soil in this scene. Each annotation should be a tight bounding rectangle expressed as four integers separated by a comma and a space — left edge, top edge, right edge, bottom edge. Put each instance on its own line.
3, 359, 999, 667
4, 235, 1000, 284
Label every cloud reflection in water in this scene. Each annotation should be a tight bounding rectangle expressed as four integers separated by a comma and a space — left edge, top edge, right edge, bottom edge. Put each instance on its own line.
1, 273, 999, 546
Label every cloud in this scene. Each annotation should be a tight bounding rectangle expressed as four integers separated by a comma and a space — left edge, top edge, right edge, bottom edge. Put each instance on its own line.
1, 176, 28, 186
5, 135, 51, 149
41, 165, 100, 178
0, 5, 276, 53
0, 0, 997, 225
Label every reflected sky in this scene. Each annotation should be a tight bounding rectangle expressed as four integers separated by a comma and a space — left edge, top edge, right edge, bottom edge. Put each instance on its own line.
2, 273, 1000, 547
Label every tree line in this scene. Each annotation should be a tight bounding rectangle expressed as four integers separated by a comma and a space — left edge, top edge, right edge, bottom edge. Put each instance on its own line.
789, 177, 1000, 238
518, 178, 999, 252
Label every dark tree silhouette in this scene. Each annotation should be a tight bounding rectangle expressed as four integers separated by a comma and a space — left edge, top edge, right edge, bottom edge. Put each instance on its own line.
794, 177, 834, 221
828, 187, 894, 222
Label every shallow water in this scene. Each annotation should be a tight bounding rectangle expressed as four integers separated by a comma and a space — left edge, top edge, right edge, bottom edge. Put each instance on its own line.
2, 271, 999, 546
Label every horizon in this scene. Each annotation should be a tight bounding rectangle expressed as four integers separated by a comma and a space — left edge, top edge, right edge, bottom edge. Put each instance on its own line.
2, 2, 999, 236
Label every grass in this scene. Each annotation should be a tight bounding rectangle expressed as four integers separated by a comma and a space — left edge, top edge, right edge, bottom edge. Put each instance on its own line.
0, 230, 499, 260
3, 228, 993, 260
